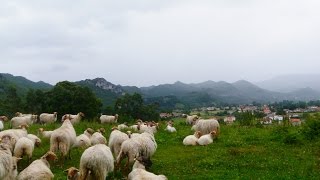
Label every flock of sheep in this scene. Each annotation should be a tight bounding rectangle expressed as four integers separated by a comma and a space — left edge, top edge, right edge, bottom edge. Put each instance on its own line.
0, 112, 220, 180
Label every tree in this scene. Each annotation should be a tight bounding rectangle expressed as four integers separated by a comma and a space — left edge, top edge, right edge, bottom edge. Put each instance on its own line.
114, 93, 159, 121
46, 81, 102, 119
2, 86, 22, 116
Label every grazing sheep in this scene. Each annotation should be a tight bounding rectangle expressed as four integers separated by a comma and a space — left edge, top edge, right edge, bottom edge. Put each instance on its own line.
118, 122, 129, 130
138, 122, 158, 134
50, 116, 76, 161
11, 115, 37, 129
116, 131, 157, 170
186, 115, 199, 125
73, 128, 95, 149
128, 157, 167, 180
164, 122, 176, 133
90, 129, 107, 145
38, 128, 53, 139
100, 114, 119, 124
65, 167, 80, 180
183, 131, 202, 146
108, 127, 129, 157
197, 131, 217, 146
0, 136, 21, 180
79, 144, 114, 180
13, 134, 41, 162
17, 151, 57, 180
0, 116, 8, 131
192, 118, 220, 135
39, 112, 57, 124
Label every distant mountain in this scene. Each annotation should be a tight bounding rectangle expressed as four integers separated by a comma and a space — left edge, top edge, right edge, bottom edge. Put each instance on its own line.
75, 78, 127, 106
0, 73, 52, 97
256, 74, 320, 92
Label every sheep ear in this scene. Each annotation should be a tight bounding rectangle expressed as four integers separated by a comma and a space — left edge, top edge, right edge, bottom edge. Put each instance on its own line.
64, 169, 69, 173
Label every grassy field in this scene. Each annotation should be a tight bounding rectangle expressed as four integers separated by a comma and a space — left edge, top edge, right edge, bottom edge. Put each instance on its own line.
5, 118, 320, 179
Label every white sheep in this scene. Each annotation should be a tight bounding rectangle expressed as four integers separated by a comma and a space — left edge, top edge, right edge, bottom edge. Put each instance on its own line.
73, 128, 95, 149
79, 144, 114, 180
116, 131, 157, 170
50, 116, 76, 161
65, 167, 80, 180
108, 127, 129, 157
186, 115, 199, 125
62, 112, 85, 124
164, 122, 176, 133
11, 115, 37, 129
117, 122, 129, 130
128, 157, 167, 180
197, 131, 217, 146
38, 128, 53, 139
192, 118, 220, 135
13, 134, 41, 162
17, 151, 57, 180
100, 114, 119, 124
90, 128, 107, 145
0, 116, 8, 131
183, 131, 202, 146
39, 112, 57, 124
0, 136, 21, 180
0, 125, 29, 152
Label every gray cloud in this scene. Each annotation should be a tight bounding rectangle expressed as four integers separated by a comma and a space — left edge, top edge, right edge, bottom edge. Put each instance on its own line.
1, 0, 320, 86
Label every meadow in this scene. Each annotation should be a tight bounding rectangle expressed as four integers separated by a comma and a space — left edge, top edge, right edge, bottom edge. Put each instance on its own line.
6, 118, 320, 180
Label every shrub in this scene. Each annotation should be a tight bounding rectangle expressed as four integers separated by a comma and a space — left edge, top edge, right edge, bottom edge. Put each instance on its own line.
301, 119, 320, 140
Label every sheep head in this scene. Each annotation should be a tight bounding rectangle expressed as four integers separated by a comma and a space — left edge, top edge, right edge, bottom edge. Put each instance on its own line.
79, 112, 85, 117
210, 131, 217, 138
97, 128, 105, 134
85, 128, 95, 135
195, 131, 202, 138
19, 124, 29, 130
0, 116, 8, 121
65, 167, 79, 180
42, 151, 58, 162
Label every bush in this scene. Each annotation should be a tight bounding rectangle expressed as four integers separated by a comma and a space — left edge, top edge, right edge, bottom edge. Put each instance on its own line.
283, 131, 303, 145
301, 119, 320, 140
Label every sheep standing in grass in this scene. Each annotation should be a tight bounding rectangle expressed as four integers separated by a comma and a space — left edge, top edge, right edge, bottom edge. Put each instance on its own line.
73, 128, 95, 149
0, 116, 8, 131
183, 131, 202, 146
128, 157, 167, 180
118, 122, 128, 130
66, 144, 114, 180
0, 125, 29, 152
100, 114, 119, 124
69, 112, 85, 124
11, 115, 37, 129
186, 115, 199, 125
116, 131, 157, 170
192, 118, 220, 135
197, 131, 217, 146
50, 116, 76, 161
91, 128, 107, 145
17, 151, 57, 180
39, 112, 57, 124
0, 135, 21, 180
108, 127, 129, 157
38, 128, 53, 139
13, 134, 41, 162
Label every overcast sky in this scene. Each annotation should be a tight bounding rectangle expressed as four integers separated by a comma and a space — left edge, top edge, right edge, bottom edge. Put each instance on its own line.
1, 0, 320, 87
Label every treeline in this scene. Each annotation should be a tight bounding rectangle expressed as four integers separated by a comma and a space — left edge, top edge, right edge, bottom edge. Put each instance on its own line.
0, 81, 159, 121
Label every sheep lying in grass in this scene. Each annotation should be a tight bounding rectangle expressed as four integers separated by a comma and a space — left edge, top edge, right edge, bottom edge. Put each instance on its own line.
38, 128, 53, 139
197, 131, 217, 146
66, 144, 114, 180
50, 116, 76, 161
100, 114, 119, 124
108, 127, 129, 157
128, 157, 167, 180
192, 118, 220, 135
183, 131, 202, 146
13, 134, 41, 162
39, 112, 57, 124
0, 136, 21, 180
17, 151, 57, 180
186, 115, 199, 125
164, 121, 176, 133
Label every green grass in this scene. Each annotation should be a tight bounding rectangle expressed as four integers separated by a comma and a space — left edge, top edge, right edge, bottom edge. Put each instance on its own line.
4, 118, 320, 179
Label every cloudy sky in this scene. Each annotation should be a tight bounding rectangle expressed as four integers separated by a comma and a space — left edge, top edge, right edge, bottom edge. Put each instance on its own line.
1, 0, 320, 87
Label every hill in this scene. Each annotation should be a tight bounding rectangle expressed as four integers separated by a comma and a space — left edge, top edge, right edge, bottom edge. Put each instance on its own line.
0, 73, 52, 98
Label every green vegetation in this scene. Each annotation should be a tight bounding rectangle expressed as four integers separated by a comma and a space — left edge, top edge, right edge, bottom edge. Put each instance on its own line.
4, 117, 320, 179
